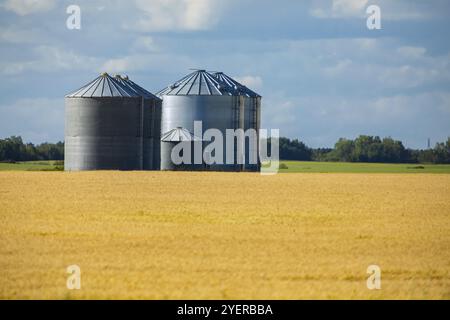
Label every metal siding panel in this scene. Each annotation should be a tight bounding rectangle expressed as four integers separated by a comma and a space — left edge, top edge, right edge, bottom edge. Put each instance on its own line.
65, 97, 142, 171
160, 95, 240, 171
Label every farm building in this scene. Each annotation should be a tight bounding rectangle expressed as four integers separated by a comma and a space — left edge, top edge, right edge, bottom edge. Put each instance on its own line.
213, 72, 261, 171
160, 127, 203, 171
157, 70, 262, 171
64, 73, 161, 171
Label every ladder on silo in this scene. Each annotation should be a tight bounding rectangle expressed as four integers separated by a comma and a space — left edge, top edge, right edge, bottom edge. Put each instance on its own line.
232, 96, 240, 130
232, 96, 245, 171
252, 98, 260, 170
251, 98, 258, 130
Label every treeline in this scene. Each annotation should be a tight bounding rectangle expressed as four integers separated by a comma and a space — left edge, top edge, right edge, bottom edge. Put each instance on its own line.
1, 135, 450, 164
0, 136, 64, 162
277, 135, 450, 164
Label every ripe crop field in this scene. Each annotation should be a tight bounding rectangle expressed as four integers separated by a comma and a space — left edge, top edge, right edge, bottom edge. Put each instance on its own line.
0, 171, 449, 299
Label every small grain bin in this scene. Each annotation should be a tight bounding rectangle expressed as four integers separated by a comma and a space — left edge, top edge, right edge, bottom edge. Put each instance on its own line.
65, 73, 149, 171
114, 75, 162, 170
157, 70, 245, 171
213, 72, 261, 171
160, 127, 203, 171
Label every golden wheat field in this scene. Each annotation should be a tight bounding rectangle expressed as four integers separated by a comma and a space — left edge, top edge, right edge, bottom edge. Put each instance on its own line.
0, 171, 449, 299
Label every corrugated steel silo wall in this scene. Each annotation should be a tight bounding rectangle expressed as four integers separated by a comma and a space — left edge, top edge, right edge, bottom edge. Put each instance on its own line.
243, 96, 261, 171
65, 97, 144, 171
161, 95, 242, 171
152, 99, 162, 170
142, 97, 152, 170
161, 141, 175, 171
161, 141, 202, 171
142, 97, 162, 171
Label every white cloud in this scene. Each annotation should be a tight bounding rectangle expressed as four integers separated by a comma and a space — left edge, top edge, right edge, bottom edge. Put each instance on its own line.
234, 75, 263, 90
99, 52, 194, 74
396, 46, 427, 59
377, 65, 440, 89
264, 99, 296, 128
310, 0, 368, 18
0, 46, 98, 75
131, 36, 159, 53
323, 59, 352, 77
290, 38, 450, 90
0, 26, 42, 44
1, 0, 56, 16
310, 0, 430, 20
332, 0, 368, 16
100, 57, 131, 74
130, 0, 224, 31
262, 91, 450, 148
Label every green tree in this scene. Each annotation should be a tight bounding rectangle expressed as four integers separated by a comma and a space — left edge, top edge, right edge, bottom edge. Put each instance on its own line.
433, 138, 450, 164
279, 137, 312, 160
333, 138, 355, 162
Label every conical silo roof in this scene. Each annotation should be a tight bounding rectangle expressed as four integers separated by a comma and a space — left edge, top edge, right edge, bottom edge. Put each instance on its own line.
114, 75, 161, 101
157, 70, 236, 96
213, 72, 261, 98
66, 73, 140, 98
161, 127, 202, 142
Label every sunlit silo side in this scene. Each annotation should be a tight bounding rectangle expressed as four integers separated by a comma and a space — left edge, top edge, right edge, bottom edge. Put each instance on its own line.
160, 127, 203, 171
157, 70, 244, 172
115, 75, 162, 170
213, 72, 262, 171
65, 73, 146, 171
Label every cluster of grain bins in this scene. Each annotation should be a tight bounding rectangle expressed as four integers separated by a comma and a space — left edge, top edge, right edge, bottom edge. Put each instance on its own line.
64, 70, 261, 172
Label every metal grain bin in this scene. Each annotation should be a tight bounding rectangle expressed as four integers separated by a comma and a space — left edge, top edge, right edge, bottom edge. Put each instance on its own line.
157, 70, 244, 171
161, 127, 203, 171
115, 75, 162, 170
213, 72, 261, 171
65, 73, 147, 171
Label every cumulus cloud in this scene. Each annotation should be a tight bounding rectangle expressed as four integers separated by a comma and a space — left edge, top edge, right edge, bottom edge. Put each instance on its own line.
377, 65, 441, 89
310, 0, 433, 20
396, 46, 427, 59
100, 57, 131, 74
310, 0, 368, 18
131, 36, 160, 53
99, 53, 193, 74
1, 0, 56, 16
290, 38, 450, 90
234, 75, 263, 90
0, 26, 42, 44
0, 45, 98, 75
322, 59, 353, 77
129, 0, 224, 31
263, 91, 450, 148
332, 0, 368, 15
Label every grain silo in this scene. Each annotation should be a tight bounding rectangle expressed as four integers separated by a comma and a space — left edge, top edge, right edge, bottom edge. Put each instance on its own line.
157, 70, 245, 171
114, 75, 162, 170
65, 72, 154, 171
213, 72, 261, 171
160, 127, 203, 171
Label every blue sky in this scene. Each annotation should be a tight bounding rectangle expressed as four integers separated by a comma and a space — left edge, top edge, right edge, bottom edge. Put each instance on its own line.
1, 0, 449, 148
